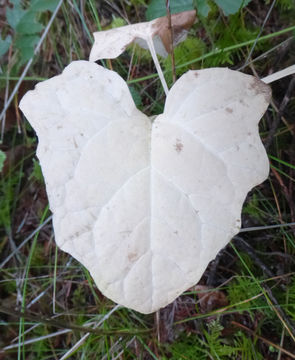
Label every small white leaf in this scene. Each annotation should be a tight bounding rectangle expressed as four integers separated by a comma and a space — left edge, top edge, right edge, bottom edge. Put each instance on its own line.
89, 10, 196, 61
19, 61, 271, 314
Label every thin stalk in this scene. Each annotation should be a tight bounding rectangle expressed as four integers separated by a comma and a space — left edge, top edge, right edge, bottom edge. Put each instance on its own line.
146, 37, 169, 96
262, 64, 295, 83
166, 0, 176, 83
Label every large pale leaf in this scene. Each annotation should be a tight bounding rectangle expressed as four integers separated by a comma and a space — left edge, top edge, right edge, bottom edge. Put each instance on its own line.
19, 61, 271, 314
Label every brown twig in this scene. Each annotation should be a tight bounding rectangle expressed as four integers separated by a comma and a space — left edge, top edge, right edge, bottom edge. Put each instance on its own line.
231, 321, 295, 359
265, 76, 295, 150
271, 167, 294, 232
262, 283, 295, 339
206, 249, 226, 286
268, 175, 286, 251
288, 135, 295, 224
166, 0, 176, 83
0, 305, 151, 337
234, 236, 279, 283
234, 237, 295, 341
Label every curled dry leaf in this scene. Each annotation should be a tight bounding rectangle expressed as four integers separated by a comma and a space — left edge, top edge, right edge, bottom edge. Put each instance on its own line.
19, 61, 271, 314
89, 10, 196, 61
194, 285, 228, 313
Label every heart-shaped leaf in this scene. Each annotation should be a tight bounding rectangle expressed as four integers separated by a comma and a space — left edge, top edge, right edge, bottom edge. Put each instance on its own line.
19, 61, 271, 313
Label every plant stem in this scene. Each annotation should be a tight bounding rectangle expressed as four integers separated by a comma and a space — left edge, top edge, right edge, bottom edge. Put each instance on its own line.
166, 0, 176, 83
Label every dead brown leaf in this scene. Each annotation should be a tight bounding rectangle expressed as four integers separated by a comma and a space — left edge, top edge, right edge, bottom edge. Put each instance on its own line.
153, 10, 196, 54
194, 285, 228, 313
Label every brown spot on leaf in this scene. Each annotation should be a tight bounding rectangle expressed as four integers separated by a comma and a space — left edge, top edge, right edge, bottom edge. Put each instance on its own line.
249, 77, 272, 102
128, 252, 138, 262
226, 107, 233, 113
174, 138, 183, 153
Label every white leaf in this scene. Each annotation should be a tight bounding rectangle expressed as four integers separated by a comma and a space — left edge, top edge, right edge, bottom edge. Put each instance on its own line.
89, 10, 196, 61
19, 61, 271, 314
